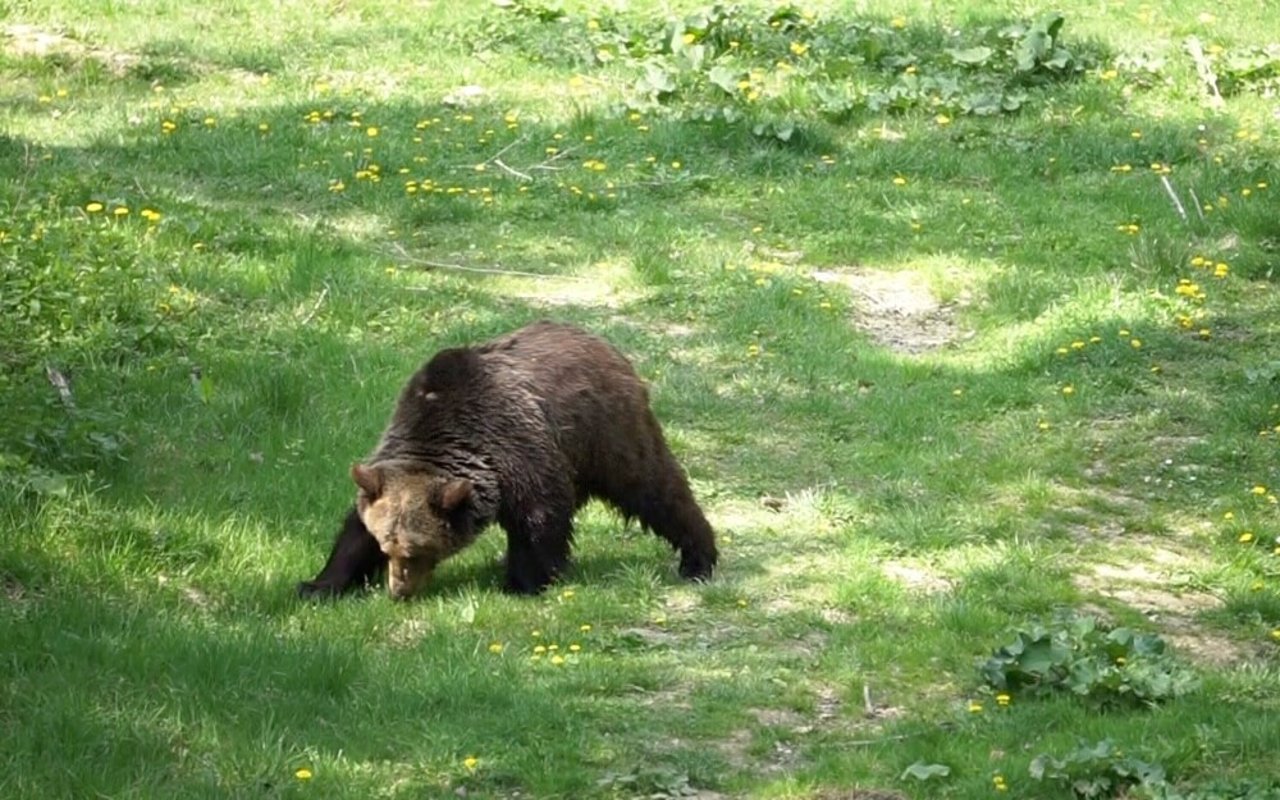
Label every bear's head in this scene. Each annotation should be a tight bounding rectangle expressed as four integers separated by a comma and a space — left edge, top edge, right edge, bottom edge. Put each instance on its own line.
350, 461, 475, 600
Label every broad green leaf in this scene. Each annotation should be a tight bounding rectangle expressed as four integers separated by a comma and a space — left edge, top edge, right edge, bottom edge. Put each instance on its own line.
1035, 11, 1066, 40
708, 65, 741, 94
948, 46, 993, 65
900, 761, 951, 781
1017, 639, 1066, 674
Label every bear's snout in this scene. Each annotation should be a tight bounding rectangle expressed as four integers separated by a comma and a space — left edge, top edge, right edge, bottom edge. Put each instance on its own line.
386, 556, 432, 600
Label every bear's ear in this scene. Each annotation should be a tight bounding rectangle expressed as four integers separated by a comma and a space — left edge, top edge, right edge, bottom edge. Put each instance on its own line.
351, 462, 383, 499
436, 479, 473, 513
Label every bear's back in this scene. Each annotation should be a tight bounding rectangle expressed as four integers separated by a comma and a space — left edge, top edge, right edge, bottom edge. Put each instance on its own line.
478, 322, 662, 490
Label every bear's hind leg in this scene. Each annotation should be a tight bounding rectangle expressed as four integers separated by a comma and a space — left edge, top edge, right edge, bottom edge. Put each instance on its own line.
297, 507, 387, 598
606, 447, 718, 582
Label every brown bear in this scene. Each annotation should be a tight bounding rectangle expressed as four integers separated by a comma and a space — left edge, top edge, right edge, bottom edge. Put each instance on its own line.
297, 321, 718, 599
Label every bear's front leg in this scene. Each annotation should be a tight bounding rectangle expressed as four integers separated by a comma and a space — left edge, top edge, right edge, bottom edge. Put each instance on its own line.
297, 507, 387, 598
501, 508, 573, 595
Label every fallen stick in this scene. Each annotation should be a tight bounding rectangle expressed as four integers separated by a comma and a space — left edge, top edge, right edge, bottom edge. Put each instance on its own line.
1159, 175, 1188, 223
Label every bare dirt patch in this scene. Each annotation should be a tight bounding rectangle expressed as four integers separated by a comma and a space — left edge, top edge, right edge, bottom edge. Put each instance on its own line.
881, 560, 951, 593
813, 268, 966, 354
1076, 559, 1253, 666
808, 791, 907, 800
511, 278, 628, 309
750, 707, 806, 728
385, 618, 430, 649
3, 24, 140, 75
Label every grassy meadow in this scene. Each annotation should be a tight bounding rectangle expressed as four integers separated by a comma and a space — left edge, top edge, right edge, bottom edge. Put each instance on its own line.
2, 0, 1280, 797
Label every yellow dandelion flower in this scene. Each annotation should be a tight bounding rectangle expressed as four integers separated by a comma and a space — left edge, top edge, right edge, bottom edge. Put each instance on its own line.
1056, 346, 1070, 355
463, 756, 479, 771
366, 126, 379, 137
1252, 485, 1268, 495
1062, 385, 1075, 396
1100, 69, 1118, 81
681, 32, 696, 46
1272, 628, 1280, 641
893, 176, 907, 186
85, 202, 104, 213
580, 624, 592, 633
1240, 532, 1255, 543
790, 41, 809, 56
671, 161, 682, 170
996, 693, 1011, 706
1119, 328, 1131, 336
968, 701, 983, 713
561, 589, 575, 599
1224, 511, 1235, 520
1131, 130, 1142, 139
935, 114, 952, 125
1130, 339, 1142, 349
1037, 420, 1051, 430
550, 654, 566, 665
488, 642, 503, 654
113, 206, 129, 217
952, 388, 964, 397
891, 17, 907, 28
569, 644, 581, 652
1111, 164, 1133, 173
295, 768, 313, 781
1198, 328, 1212, 339
258, 122, 269, 132
1071, 340, 1086, 350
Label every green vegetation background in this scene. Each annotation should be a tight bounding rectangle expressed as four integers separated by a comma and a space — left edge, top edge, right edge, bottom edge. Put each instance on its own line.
2, 0, 1279, 797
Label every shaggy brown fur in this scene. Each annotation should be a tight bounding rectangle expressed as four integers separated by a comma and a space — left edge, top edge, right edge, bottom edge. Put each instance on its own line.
298, 321, 718, 599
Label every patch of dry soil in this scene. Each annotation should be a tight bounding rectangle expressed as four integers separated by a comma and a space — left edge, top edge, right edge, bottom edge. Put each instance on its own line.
1076, 560, 1253, 666
4, 24, 140, 74
813, 268, 964, 354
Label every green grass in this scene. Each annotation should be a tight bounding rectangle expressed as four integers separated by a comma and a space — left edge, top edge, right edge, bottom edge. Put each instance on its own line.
2, 1, 1280, 797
